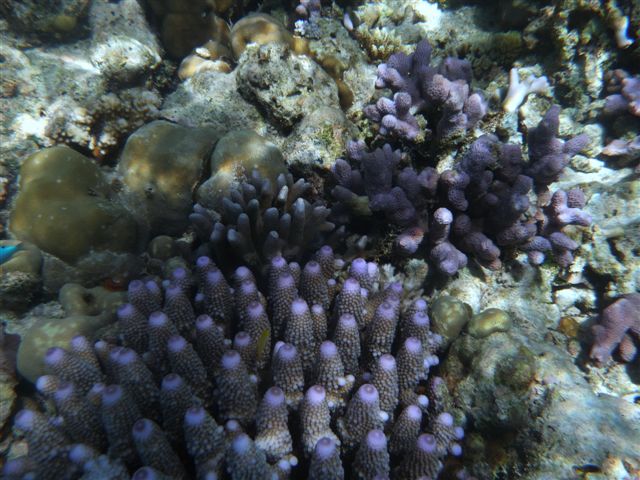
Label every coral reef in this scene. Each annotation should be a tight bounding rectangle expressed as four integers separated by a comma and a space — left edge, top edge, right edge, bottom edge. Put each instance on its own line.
231, 14, 296, 59
177, 40, 234, 81
441, 324, 640, 479
333, 105, 592, 273
2, 0, 164, 160
0, 324, 19, 432
7, 250, 467, 479
502, 67, 550, 113
0, 241, 42, 309
1, 1, 639, 479
146, 1, 233, 59
236, 43, 339, 132
196, 129, 288, 206
0, 0, 90, 39
294, 0, 322, 39
16, 283, 125, 383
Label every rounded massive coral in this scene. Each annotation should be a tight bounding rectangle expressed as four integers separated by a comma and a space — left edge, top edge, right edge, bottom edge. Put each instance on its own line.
10, 146, 138, 264
6, 248, 466, 480
118, 120, 220, 236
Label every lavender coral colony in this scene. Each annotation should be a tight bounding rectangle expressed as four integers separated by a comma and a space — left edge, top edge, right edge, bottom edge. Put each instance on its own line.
337, 97, 592, 273
6, 249, 466, 479
363, 40, 487, 144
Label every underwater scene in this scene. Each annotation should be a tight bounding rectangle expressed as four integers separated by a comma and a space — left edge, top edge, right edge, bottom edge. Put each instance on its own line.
0, 0, 639, 479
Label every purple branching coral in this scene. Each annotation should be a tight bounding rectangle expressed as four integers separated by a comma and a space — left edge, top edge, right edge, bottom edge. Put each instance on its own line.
190, 169, 338, 271
590, 293, 640, 364
333, 106, 592, 274
364, 39, 487, 143
601, 69, 640, 163
7, 247, 467, 480
603, 69, 640, 118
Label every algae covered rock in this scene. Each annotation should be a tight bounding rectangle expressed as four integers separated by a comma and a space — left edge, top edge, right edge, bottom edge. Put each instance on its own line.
91, 35, 161, 83
161, 69, 266, 133
161, 12, 230, 59
147, 235, 177, 261
10, 146, 138, 264
196, 129, 288, 209
442, 328, 640, 479
59, 283, 126, 317
119, 120, 219, 236
468, 308, 512, 338
430, 295, 472, 346
0, 0, 90, 39
236, 43, 340, 131
283, 106, 359, 170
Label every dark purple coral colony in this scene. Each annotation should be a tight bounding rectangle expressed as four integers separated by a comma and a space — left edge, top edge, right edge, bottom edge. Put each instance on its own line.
364, 39, 488, 143
334, 105, 591, 274
7, 249, 467, 480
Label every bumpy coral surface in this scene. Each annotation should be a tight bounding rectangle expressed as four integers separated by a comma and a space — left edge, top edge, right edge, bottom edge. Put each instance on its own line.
7, 248, 467, 479
9, 146, 138, 264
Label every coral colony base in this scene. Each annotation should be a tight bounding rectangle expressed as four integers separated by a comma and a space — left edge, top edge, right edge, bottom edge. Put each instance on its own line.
0, 0, 639, 479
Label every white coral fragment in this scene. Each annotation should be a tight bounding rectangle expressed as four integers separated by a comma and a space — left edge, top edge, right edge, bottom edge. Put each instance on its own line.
503, 67, 550, 113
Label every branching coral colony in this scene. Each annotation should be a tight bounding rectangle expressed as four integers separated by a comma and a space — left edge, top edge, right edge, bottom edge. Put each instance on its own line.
336, 43, 591, 274
8, 249, 466, 479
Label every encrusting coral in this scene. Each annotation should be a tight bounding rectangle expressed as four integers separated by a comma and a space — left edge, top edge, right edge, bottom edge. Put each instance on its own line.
6, 247, 466, 479
9, 146, 138, 264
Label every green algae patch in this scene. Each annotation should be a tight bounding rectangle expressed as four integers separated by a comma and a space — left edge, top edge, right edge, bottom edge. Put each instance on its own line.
468, 308, 512, 338
10, 146, 138, 264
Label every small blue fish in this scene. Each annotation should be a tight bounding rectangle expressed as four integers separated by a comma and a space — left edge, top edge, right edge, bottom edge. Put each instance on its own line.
0, 244, 21, 265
